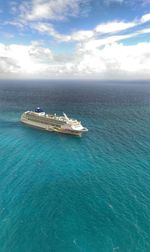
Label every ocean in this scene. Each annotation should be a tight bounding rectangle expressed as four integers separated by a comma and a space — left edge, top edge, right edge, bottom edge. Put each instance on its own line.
0, 80, 150, 252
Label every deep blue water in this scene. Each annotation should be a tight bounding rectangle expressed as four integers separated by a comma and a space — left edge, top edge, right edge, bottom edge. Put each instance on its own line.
1, 80, 150, 252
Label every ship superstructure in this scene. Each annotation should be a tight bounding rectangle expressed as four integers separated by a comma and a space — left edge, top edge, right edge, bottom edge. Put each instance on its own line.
21, 108, 88, 136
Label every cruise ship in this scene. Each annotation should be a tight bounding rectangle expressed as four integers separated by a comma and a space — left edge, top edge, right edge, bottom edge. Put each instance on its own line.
21, 107, 88, 136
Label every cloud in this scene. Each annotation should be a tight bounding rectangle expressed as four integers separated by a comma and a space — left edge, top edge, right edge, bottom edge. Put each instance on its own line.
141, 13, 150, 22
32, 23, 72, 42
7, 0, 150, 46
33, 22, 94, 42
33, 20, 136, 43
28, 41, 53, 62
74, 41, 150, 79
0, 42, 54, 77
1, 10, 150, 79
78, 26, 150, 51
33, 12, 150, 44
0, 56, 20, 74
0, 40, 150, 79
18, 0, 90, 22
137, 27, 150, 34
71, 30, 94, 41
73, 25, 150, 77
95, 21, 136, 33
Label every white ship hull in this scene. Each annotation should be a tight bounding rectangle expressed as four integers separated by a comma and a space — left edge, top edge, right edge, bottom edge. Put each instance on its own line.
21, 113, 88, 136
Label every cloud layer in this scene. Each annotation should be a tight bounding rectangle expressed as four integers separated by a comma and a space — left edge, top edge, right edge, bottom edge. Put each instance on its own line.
0, 39, 150, 79
0, 3, 150, 79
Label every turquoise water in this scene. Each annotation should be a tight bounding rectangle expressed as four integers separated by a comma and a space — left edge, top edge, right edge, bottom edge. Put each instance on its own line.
1, 80, 150, 252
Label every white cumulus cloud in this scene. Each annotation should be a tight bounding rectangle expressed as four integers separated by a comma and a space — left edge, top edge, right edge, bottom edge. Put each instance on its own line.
0, 42, 53, 77
141, 13, 150, 22
77, 42, 150, 73
0, 40, 150, 79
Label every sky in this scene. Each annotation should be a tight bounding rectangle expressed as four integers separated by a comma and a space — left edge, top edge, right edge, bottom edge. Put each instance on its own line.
0, 0, 150, 79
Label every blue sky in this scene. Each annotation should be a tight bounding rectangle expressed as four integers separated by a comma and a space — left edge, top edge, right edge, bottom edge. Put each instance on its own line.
0, 0, 150, 79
